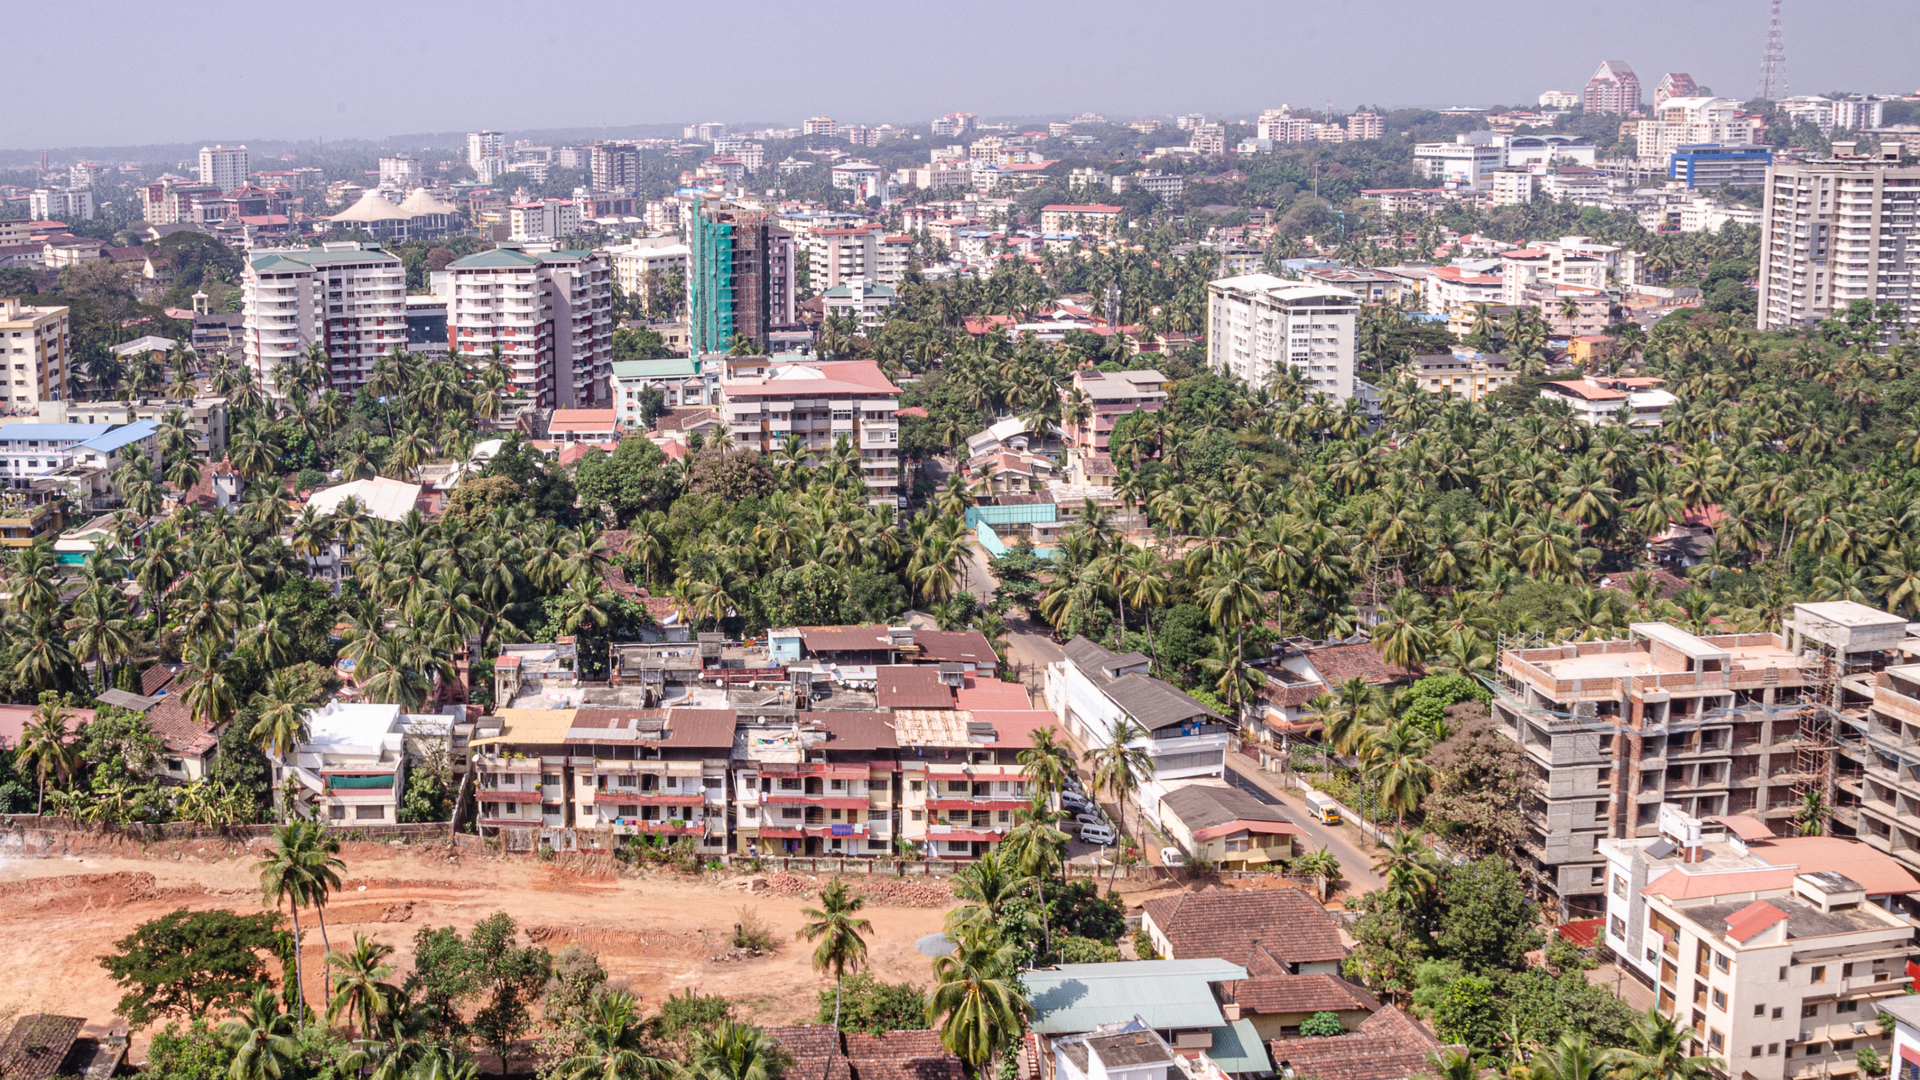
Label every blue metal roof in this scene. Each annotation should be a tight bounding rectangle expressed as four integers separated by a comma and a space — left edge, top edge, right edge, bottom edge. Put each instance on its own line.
1206, 1019, 1271, 1075
76, 419, 159, 454
1023, 959, 1247, 1035
0, 424, 115, 442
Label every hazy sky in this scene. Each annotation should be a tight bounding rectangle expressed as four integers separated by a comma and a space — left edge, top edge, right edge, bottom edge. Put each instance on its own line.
10, 0, 1915, 151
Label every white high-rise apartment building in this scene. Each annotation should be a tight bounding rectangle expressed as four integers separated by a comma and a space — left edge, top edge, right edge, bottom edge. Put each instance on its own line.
468, 131, 506, 172
0, 298, 72, 408
1758, 147, 1920, 337
445, 246, 613, 408
378, 156, 421, 186
1206, 275, 1359, 399
242, 243, 407, 398
29, 188, 94, 222
198, 145, 249, 192
1634, 97, 1742, 168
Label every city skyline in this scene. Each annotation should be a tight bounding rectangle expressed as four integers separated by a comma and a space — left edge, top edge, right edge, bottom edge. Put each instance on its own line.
8, 0, 1918, 151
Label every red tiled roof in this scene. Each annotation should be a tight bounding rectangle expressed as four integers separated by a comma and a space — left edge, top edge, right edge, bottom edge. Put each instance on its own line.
954, 677, 1031, 710
141, 663, 181, 696
764, 1027, 963, 1080
145, 695, 219, 757
1230, 974, 1381, 1016
912, 630, 996, 666
1543, 380, 1627, 401
1724, 900, 1789, 942
1304, 643, 1412, 686
876, 666, 956, 711
1141, 886, 1345, 972
0, 705, 92, 749
550, 409, 618, 432
1267, 1007, 1448, 1080
723, 361, 899, 397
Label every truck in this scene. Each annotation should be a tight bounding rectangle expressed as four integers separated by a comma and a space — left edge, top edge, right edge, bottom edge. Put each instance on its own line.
1305, 788, 1341, 825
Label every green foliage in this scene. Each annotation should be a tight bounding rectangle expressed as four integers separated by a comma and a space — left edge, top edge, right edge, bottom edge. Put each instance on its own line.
572, 437, 680, 525
1053, 935, 1120, 963
1047, 879, 1127, 944
405, 912, 553, 1059
78, 706, 163, 786
100, 909, 287, 1028
1298, 1011, 1348, 1038
1434, 857, 1542, 975
1397, 675, 1491, 737
144, 1018, 234, 1080
818, 971, 928, 1035
1413, 963, 1500, 1049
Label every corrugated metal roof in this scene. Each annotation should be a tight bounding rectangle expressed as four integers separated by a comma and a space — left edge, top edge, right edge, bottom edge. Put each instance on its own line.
1023, 959, 1247, 1034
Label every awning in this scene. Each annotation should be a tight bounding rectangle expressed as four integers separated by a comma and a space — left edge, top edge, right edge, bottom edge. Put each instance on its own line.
328, 774, 394, 790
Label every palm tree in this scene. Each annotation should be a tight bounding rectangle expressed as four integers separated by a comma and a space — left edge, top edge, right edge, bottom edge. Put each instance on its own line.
1087, 718, 1154, 883
1611, 1008, 1715, 1080
999, 795, 1069, 957
559, 991, 672, 1080
1528, 1034, 1616, 1080
946, 850, 1034, 937
222, 988, 300, 1080
1371, 829, 1439, 913
327, 932, 396, 1040
1016, 727, 1076, 805
684, 1020, 785, 1080
16, 695, 76, 814
251, 670, 316, 766
254, 821, 344, 1020
1795, 788, 1831, 836
927, 927, 1030, 1073
796, 878, 872, 1041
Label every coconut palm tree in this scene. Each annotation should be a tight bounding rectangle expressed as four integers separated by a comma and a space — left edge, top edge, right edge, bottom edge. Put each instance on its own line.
16, 695, 77, 814
1611, 1008, 1715, 1080
928, 927, 1030, 1073
221, 987, 300, 1080
1016, 727, 1076, 804
796, 878, 872, 1041
684, 1020, 784, 1080
558, 990, 672, 1080
327, 932, 396, 1040
1087, 718, 1154, 883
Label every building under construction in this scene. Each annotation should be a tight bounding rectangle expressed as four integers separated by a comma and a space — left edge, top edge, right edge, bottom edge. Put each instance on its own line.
1491, 601, 1917, 914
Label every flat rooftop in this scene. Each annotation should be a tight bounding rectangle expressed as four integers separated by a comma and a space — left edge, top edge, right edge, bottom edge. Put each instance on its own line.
1507, 625, 1808, 692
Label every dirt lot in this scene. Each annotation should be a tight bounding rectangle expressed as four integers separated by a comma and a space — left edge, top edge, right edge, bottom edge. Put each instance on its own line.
0, 835, 1200, 1059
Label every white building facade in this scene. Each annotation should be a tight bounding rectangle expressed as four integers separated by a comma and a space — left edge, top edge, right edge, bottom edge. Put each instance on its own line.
241, 244, 406, 398
1206, 275, 1359, 399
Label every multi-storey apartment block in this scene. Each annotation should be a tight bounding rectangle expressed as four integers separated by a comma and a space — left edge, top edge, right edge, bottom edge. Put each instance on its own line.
1584, 60, 1643, 115
1757, 147, 1920, 337
445, 245, 613, 408
1061, 367, 1166, 454
0, 298, 70, 410
242, 243, 406, 398
1493, 603, 1918, 912
1206, 275, 1359, 399
719, 359, 901, 506
198, 145, 250, 191
896, 710, 1040, 859
1599, 805, 1918, 1079
1050, 638, 1235, 817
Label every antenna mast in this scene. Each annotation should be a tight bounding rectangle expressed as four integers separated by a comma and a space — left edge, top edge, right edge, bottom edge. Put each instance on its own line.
1758, 0, 1787, 101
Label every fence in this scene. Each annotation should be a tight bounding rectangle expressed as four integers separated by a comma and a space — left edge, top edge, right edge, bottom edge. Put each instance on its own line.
0, 815, 485, 849
964, 503, 1058, 528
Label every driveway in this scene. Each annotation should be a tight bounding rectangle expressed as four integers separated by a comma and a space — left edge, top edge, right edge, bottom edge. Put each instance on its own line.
1224, 754, 1385, 897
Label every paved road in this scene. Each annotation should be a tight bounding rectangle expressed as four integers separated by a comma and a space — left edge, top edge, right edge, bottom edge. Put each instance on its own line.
1224, 754, 1386, 896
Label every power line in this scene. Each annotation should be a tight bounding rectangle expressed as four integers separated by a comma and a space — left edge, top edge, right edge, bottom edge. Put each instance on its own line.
1758, 0, 1788, 102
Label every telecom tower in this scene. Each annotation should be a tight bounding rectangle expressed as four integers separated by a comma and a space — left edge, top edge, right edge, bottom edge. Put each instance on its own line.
1758, 0, 1787, 101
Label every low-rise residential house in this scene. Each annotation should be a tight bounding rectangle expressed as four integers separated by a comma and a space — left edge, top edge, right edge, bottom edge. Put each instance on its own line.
821, 281, 895, 328
1218, 975, 1381, 1041
549, 408, 619, 443
270, 702, 411, 824
964, 416, 1062, 462
763, 1026, 964, 1080
297, 476, 425, 582
1254, 641, 1413, 742
1540, 376, 1675, 427
1264, 1007, 1450, 1080
1140, 886, 1347, 976
1156, 781, 1304, 869
493, 642, 580, 705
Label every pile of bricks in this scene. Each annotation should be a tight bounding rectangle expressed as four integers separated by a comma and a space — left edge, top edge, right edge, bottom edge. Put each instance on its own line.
851, 876, 956, 907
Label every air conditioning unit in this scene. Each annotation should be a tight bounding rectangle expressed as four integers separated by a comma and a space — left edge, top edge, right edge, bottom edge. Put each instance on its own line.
1797, 1031, 1813, 1043
1852, 1022, 1869, 1035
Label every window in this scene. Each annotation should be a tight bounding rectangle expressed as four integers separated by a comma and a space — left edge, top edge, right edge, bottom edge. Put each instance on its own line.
1613, 875, 1629, 899
1768, 1045, 1779, 1056
1754, 1005, 1766, 1017
1838, 1000, 1859, 1014
1843, 963, 1856, 978
1779, 967, 1789, 982
1715, 952, 1730, 973
329, 805, 346, 820
355, 805, 384, 820
948, 780, 968, 793
1811, 966, 1827, 984
1712, 989, 1727, 1010
1837, 1040, 1855, 1053
1751, 1047, 1764, 1058
909, 780, 923, 792
1773, 1008, 1783, 1019
1803, 1004, 1820, 1019
1610, 915, 1626, 939
910, 810, 924, 821
1709, 1030, 1723, 1052
619, 805, 638, 817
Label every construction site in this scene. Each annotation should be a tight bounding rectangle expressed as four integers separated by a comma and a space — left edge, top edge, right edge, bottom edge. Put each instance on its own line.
1489, 600, 1920, 915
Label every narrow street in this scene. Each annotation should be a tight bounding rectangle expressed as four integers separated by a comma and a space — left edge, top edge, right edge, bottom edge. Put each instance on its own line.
1223, 752, 1386, 896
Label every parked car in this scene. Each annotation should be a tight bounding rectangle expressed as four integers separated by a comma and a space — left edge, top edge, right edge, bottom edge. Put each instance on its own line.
1059, 792, 1093, 811
1074, 811, 1109, 829
1160, 847, 1187, 866
1079, 822, 1117, 845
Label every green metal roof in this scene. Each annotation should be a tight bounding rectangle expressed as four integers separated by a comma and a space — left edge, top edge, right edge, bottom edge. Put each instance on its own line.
248, 245, 400, 271
1206, 1019, 1270, 1075
610, 358, 700, 380
1023, 959, 1247, 1035
448, 247, 542, 268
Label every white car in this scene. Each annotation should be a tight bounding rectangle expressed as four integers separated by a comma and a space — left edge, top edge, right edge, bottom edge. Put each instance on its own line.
1079, 822, 1117, 845
1073, 811, 1108, 829
1160, 847, 1187, 867
1059, 793, 1093, 811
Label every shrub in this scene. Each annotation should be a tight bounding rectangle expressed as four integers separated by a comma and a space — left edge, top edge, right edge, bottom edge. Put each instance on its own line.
731, 906, 777, 952
1132, 930, 1159, 960
1055, 935, 1120, 964
1299, 1011, 1346, 1037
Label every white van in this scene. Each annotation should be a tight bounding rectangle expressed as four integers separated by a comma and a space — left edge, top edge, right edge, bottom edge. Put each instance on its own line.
1079, 821, 1117, 845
